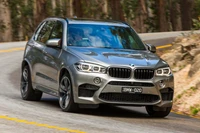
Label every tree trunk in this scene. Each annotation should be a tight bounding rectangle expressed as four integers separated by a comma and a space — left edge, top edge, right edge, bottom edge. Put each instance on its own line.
157, 0, 168, 32
110, 0, 125, 21
66, 0, 73, 17
133, 0, 148, 33
73, 0, 83, 17
170, 0, 182, 31
102, 0, 108, 18
52, 0, 56, 15
34, 0, 47, 27
180, 0, 194, 30
0, 0, 12, 42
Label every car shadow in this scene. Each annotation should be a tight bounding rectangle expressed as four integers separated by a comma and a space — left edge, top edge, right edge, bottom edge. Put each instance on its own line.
40, 97, 157, 119
78, 105, 151, 119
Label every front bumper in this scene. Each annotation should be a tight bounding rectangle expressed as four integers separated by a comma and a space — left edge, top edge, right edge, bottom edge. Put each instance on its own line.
70, 65, 174, 108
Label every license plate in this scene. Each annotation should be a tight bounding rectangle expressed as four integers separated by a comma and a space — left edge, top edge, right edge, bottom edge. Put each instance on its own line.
121, 87, 143, 94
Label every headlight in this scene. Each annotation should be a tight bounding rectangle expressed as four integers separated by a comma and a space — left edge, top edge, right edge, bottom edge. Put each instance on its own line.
75, 62, 107, 73
156, 67, 171, 76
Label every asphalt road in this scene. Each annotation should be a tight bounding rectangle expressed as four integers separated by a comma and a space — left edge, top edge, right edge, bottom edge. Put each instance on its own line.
1, 35, 200, 133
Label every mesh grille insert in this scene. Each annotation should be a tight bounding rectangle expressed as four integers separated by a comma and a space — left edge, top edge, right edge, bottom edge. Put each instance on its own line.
99, 93, 159, 103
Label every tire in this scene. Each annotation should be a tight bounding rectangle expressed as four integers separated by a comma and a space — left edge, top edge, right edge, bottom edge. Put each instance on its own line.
20, 65, 42, 101
146, 106, 172, 118
59, 72, 78, 112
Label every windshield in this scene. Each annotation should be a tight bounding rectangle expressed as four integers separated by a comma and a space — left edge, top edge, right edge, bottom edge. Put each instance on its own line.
67, 24, 146, 50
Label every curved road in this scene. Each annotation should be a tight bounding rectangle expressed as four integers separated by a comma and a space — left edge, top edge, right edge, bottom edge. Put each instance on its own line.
0, 41, 200, 133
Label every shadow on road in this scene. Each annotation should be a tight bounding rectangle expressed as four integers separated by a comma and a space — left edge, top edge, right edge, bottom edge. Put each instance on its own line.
78, 105, 151, 118
40, 97, 154, 119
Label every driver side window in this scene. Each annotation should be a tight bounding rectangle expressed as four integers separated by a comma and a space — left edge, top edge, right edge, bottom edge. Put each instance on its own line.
49, 21, 63, 40
35, 21, 55, 44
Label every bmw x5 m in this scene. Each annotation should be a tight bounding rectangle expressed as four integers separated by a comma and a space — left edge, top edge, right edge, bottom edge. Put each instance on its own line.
20, 18, 174, 117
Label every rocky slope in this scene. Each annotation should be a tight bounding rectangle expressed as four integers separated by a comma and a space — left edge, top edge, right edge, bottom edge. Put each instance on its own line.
161, 33, 200, 117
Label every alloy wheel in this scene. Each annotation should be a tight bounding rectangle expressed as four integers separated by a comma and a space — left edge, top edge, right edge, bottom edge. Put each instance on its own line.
59, 76, 72, 109
21, 68, 29, 97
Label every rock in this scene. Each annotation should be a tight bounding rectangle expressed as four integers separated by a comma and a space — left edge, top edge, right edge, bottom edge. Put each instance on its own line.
181, 42, 197, 53
196, 82, 200, 89
188, 54, 200, 77
161, 52, 182, 68
189, 48, 200, 57
181, 38, 188, 43
174, 36, 184, 43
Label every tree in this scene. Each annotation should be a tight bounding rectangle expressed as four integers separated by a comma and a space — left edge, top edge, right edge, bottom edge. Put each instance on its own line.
180, 0, 194, 30
73, 0, 83, 17
169, 0, 182, 31
34, 0, 48, 26
157, 0, 168, 31
0, 0, 12, 42
110, 0, 125, 21
66, 0, 73, 17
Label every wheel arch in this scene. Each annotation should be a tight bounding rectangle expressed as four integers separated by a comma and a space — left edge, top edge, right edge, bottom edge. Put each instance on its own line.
59, 67, 73, 83
21, 59, 35, 89
58, 67, 75, 93
21, 59, 32, 74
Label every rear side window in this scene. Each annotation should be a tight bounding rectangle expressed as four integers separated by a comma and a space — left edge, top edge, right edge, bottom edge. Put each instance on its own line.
35, 21, 56, 44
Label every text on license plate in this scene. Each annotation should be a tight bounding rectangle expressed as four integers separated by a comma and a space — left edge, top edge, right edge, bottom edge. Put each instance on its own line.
121, 87, 143, 94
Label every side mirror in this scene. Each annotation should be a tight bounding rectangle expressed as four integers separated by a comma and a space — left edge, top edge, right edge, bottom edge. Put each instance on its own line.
46, 39, 61, 47
146, 44, 156, 53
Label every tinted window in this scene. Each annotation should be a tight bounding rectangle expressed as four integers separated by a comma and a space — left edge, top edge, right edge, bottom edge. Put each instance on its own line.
49, 21, 63, 39
67, 24, 146, 50
36, 21, 55, 44
34, 22, 46, 41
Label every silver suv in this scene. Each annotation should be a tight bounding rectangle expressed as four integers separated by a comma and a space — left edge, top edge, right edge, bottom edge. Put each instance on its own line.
20, 17, 174, 117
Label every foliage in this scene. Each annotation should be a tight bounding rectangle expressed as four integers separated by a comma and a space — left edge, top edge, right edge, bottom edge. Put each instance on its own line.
7, 0, 34, 40
122, 0, 138, 20
145, 0, 158, 32
190, 86, 198, 91
192, 18, 200, 30
0, 20, 6, 32
2, 0, 200, 41
193, 0, 200, 19
190, 106, 200, 115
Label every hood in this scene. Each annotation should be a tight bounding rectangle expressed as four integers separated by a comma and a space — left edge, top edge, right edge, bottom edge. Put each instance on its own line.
68, 47, 166, 68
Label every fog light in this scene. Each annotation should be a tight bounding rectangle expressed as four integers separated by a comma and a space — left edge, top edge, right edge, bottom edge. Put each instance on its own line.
159, 80, 166, 88
93, 77, 101, 84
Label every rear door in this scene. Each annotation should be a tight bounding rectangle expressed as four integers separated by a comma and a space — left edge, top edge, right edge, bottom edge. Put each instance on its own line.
32, 20, 56, 87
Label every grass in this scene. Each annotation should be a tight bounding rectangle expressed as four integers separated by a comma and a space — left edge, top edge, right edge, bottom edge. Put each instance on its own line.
190, 106, 200, 115
190, 86, 198, 91
174, 90, 187, 102
174, 86, 197, 102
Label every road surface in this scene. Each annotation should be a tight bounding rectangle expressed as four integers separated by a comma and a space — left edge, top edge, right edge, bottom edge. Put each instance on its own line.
0, 32, 200, 133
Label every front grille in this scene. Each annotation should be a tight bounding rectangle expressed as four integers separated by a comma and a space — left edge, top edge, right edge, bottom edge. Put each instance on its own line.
160, 88, 174, 101
108, 81, 154, 87
99, 93, 159, 103
108, 67, 131, 78
78, 84, 99, 97
134, 69, 154, 79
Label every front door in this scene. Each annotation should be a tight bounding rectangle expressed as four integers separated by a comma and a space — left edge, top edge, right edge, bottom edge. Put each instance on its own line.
41, 21, 63, 91
32, 20, 56, 88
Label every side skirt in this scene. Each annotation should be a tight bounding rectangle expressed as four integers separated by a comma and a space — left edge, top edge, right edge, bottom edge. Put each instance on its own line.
36, 85, 59, 97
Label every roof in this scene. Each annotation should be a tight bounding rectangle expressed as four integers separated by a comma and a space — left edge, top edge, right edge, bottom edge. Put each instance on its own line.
66, 18, 129, 27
